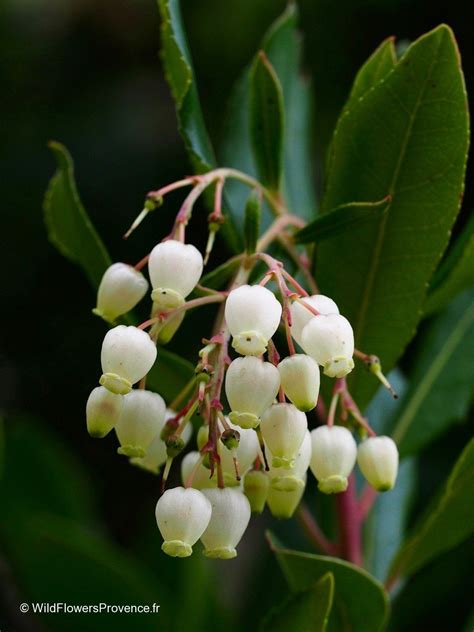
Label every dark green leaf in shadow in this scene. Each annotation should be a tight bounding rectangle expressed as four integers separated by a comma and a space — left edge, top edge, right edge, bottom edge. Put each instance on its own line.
267, 532, 390, 632
295, 198, 390, 244
260, 572, 334, 632
391, 289, 474, 457
244, 189, 262, 254
425, 213, 474, 316
317, 25, 469, 410
249, 51, 284, 192
388, 438, 474, 582
0, 416, 97, 525
43, 141, 111, 289
3, 513, 168, 632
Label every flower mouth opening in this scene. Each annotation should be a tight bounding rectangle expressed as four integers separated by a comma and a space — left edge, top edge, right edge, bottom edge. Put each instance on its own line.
99, 372, 132, 395
151, 287, 185, 310
323, 356, 355, 378
231, 331, 268, 356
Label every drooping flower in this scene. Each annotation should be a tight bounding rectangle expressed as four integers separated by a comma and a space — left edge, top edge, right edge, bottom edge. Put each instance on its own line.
278, 354, 320, 412
93, 263, 148, 323
301, 314, 354, 378
310, 425, 357, 494
86, 386, 123, 438
200, 488, 251, 559
357, 436, 399, 491
115, 389, 166, 458
290, 294, 339, 346
260, 403, 307, 469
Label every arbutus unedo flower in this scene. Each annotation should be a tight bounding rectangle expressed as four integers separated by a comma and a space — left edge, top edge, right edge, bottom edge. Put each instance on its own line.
88, 163, 400, 565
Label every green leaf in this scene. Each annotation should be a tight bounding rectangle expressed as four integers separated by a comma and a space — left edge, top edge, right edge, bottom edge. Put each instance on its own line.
295, 198, 390, 244
158, 0, 215, 173
43, 141, 111, 289
146, 347, 195, 403
196, 256, 243, 294
221, 4, 316, 226
317, 25, 469, 410
364, 458, 416, 581
249, 51, 284, 192
424, 213, 474, 315
346, 37, 397, 105
2, 513, 167, 632
391, 289, 474, 457
267, 532, 389, 632
388, 438, 474, 582
261, 572, 334, 632
244, 189, 262, 254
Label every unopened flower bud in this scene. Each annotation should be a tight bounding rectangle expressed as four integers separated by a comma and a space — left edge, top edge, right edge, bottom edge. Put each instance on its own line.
181, 451, 217, 489
148, 240, 203, 309
115, 390, 166, 458
225, 285, 282, 356
131, 410, 192, 474
100, 325, 157, 394
243, 470, 270, 514
93, 263, 148, 323
86, 386, 123, 438
310, 425, 357, 494
290, 295, 339, 346
278, 354, 320, 411
221, 428, 240, 451
301, 314, 354, 378
225, 356, 280, 429
201, 488, 251, 559
260, 403, 307, 469
166, 435, 185, 458
357, 436, 399, 491
269, 430, 311, 491
156, 487, 212, 558
267, 474, 306, 518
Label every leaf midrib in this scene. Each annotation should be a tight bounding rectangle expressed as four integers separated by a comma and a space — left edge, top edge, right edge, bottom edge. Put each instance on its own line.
353, 37, 444, 349
393, 298, 474, 444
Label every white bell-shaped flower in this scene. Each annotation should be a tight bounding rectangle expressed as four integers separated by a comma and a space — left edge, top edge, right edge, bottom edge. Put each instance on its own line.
115, 389, 166, 458
225, 285, 282, 356
86, 386, 123, 438
268, 430, 311, 491
243, 470, 270, 514
260, 403, 307, 469
310, 425, 357, 494
93, 263, 148, 323
100, 325, 157, 394
267, 474, 306, 518
301, 314, 354, 378
357, 436, 399, 491
156, 487, 212, 558
225, 356, 280, 429
148, 240, 203, 309
130, 409, 192, 474
290, 294, 339, 346
278, 354, 320, 412
181, 451, 217, 490
201, 488, 251, 559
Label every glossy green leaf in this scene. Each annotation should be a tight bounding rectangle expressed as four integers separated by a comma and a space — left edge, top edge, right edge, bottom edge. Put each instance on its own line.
391, 289, 474, 456
146, 346, 195, 403
388, 438, 474, 582
249, 51, 284, 192
346, 37, 397, 105
244, 189, 262, 254
364, 458, 416, 581
221, 4, 316, 227
424, 213, 474, 315
267, 532, 389, 632
158, 0, 215, 172
317, 25, 469, 410
196, 256, 243, 294
2, 513, 166, 632
261, 572, 334, 632
43, 141, 111, 289
295, 198, 390, 244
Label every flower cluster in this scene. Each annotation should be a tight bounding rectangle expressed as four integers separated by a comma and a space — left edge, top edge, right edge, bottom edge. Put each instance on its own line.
86, 169, 399, 561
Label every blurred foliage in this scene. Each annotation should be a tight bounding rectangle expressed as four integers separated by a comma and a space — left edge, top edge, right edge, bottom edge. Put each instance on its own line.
1, 0, 473, 630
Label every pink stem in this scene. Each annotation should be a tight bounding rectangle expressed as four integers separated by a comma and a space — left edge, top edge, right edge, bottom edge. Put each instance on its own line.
358, 485, 378, 521
336, 474, 363, 565
297, 504, 339, 556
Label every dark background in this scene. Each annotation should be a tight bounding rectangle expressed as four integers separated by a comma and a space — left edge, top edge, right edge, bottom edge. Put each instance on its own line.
1, 1, 472, 630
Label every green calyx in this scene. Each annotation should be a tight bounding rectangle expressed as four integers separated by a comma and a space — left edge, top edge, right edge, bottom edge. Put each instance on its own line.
162, 540, 193, 558
99, 373, 132, 395
318, 475, 348, 494
203, 546, 237, 560
228, 411, 260, 430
